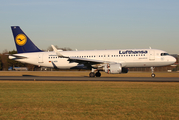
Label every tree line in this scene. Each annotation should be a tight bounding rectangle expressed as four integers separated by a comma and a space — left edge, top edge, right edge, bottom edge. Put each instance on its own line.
0, 50, 37, 71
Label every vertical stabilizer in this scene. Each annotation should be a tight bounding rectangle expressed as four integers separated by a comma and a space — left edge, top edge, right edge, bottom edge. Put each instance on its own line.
11, 26, 42, 53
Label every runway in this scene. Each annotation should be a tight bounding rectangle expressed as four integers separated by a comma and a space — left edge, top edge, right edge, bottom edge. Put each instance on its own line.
0, 76, 178, 82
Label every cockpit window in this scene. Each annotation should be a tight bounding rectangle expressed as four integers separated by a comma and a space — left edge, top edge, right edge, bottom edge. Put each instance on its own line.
161, 53, 169, 56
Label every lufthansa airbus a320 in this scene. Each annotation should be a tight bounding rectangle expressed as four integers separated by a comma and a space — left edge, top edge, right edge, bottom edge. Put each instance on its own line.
9, 26, 176, 78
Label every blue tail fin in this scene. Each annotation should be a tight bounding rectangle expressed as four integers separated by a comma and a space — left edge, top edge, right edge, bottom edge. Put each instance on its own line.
11, 26, 42, 53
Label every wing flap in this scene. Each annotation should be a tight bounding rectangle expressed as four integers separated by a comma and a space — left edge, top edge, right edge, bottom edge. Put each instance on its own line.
68, 57, 104, 65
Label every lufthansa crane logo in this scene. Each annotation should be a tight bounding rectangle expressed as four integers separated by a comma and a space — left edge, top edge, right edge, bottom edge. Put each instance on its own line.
15, 34, 27, 46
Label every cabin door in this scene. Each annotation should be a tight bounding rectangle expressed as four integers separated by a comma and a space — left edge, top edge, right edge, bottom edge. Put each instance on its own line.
38, 54, 44, 63
149, 50, 155, 60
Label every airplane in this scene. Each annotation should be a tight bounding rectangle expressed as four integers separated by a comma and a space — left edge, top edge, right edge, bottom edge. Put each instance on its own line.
9, 26, 176, 78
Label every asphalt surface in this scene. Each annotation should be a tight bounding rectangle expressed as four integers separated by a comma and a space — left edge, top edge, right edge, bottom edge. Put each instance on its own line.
0, 76, 178, 82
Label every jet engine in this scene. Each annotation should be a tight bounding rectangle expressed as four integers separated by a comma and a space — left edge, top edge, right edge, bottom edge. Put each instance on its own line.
104, 63, 128, 74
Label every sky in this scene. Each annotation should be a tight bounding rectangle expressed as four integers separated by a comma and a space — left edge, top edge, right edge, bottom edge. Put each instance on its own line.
0, 0, 179, 54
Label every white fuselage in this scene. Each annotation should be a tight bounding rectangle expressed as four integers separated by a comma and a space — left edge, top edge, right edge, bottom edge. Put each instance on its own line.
12, 49, 176, 69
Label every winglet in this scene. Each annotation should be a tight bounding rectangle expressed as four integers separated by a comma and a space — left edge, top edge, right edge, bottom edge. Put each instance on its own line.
51, 45, 64, 57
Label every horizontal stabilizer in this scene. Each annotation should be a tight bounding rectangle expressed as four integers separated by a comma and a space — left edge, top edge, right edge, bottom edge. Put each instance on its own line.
9, 55, 27, 60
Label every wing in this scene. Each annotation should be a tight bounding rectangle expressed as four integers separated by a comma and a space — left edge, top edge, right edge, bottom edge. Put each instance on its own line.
51, 45, 116, 66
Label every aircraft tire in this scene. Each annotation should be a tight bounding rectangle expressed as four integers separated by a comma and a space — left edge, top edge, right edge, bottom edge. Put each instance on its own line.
89, 72, 95, 77
95, 71, 101, 77
151, 73, 155, 78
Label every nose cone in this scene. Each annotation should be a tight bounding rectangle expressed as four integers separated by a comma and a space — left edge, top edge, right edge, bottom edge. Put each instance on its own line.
170, 56, 176, 64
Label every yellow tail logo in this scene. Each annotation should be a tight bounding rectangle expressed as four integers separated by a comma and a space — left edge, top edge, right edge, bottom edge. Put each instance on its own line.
15, 34, 27, 46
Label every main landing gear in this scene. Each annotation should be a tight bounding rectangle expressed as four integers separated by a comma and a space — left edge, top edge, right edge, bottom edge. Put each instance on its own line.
89, 68, 101, 77
151, 67, 155, 78
89, 71, 101, 77
89, 72, 95, 77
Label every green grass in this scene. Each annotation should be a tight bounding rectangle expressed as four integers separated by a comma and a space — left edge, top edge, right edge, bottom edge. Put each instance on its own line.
0, 81, 179, 120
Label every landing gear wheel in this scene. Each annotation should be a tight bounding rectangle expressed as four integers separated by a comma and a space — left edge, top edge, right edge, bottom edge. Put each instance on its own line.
151, 73, 155, 78
95, 71, 101, 77
150, 67, 155, 78
89, 72, 95, 77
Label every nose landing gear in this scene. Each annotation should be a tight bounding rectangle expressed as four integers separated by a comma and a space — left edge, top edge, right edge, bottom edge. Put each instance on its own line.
151, 67, 155, 78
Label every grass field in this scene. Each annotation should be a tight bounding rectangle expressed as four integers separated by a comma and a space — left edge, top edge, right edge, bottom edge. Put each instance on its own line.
0, 71, 179, 77
0, 81, 179, 120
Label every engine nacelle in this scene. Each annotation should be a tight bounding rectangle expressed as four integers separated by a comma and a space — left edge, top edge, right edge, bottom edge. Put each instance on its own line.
104, 63, 128, 74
